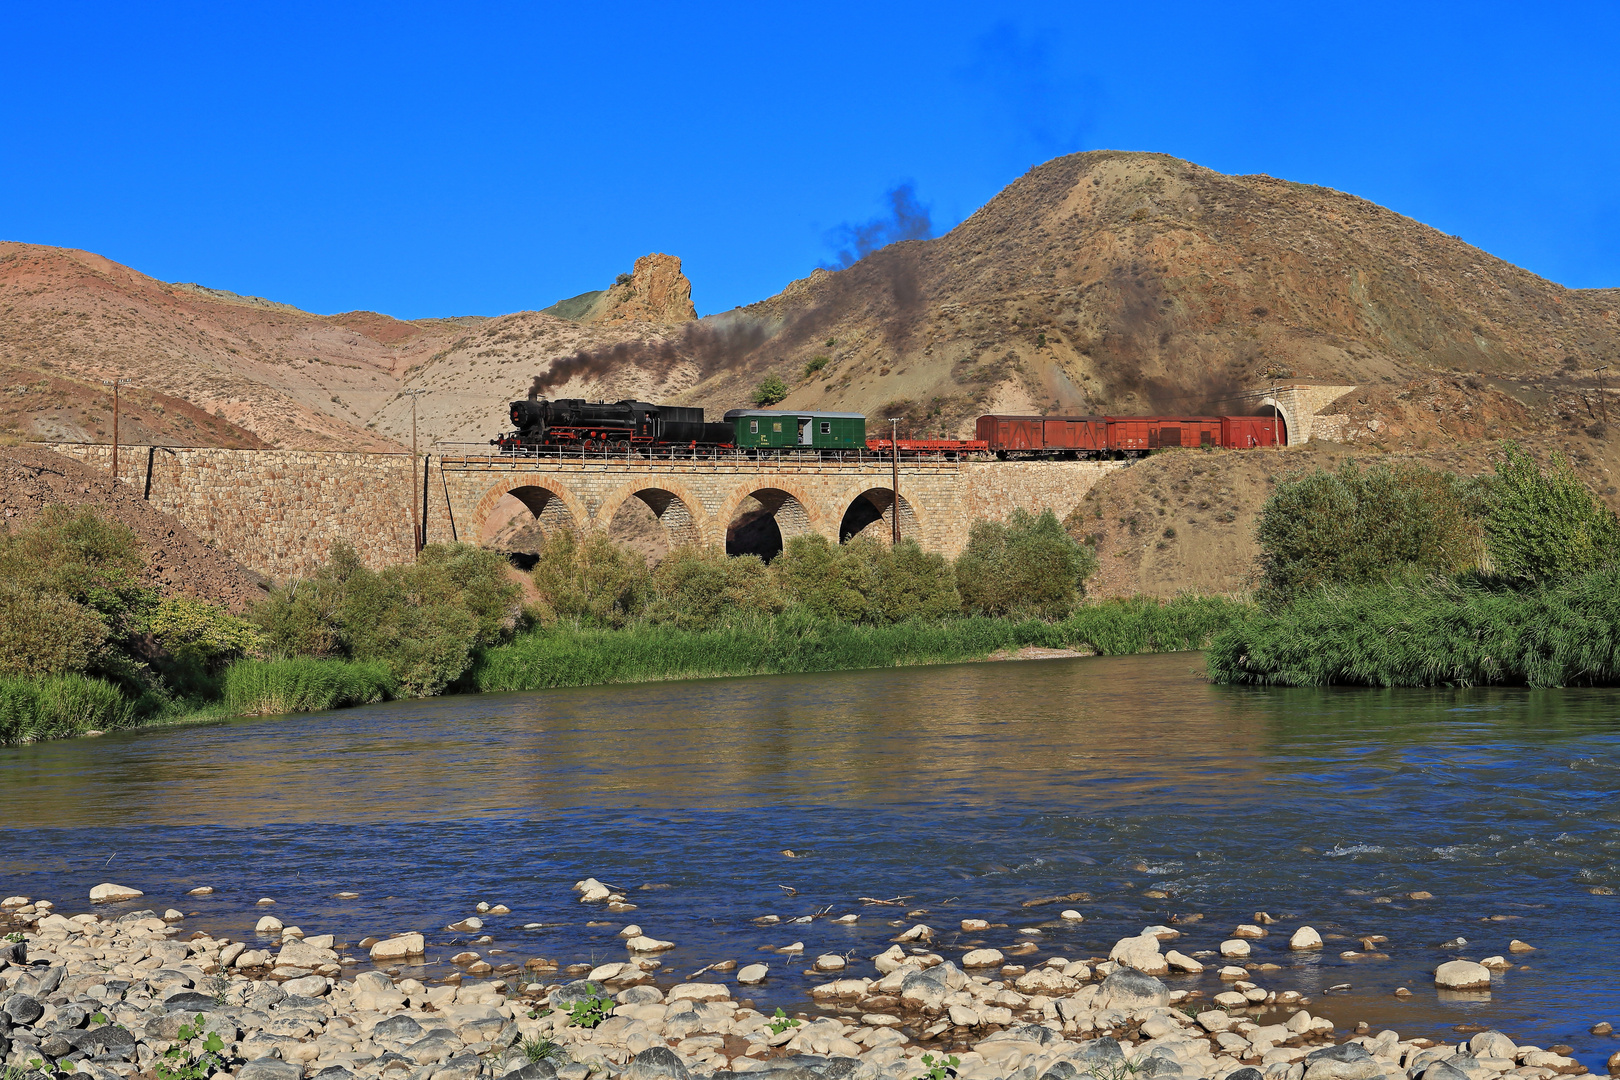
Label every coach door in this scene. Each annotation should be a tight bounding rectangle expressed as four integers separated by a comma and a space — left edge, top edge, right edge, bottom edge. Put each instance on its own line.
798, 418, 812, 445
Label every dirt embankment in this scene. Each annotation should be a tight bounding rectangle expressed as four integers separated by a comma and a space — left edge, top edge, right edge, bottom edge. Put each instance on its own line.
0, 445, 267, 610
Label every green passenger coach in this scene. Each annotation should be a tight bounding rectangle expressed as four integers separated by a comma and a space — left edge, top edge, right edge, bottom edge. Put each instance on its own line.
723, 410, 867, 450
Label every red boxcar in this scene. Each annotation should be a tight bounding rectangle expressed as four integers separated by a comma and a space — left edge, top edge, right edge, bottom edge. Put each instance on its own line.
976, 414, 1109, 456
1221, 415, 1285, 448
1107, 416, 1225, 452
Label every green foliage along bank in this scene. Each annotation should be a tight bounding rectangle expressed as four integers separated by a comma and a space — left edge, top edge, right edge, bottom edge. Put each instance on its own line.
472, 596, 1247, 693
1, 499, 1248, 743
1209, 443, 1620, 687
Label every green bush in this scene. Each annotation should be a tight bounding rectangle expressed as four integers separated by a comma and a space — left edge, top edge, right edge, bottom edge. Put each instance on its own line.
752, 374, 788, 407
1485, 442, 1620, 584
1255, 460, 1483, 601
222, 657, 397, 716
773, 534, 874, 622
803, 355, 830, 378
251, 541, 522, 696
0, 505, 152, 635
0, 673, 133, 743
0, 582, 107, 678
531, 531, 649, 628
1205, 569, 1620, 688
140, 595, 264, 671
955, 509, 1097, 618
867, 539, 960, 623
645, 545, 783, 631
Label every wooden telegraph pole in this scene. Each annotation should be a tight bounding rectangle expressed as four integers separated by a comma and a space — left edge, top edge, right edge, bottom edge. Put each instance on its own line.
403, 389, 427, 556
106, 378, 122, 479
889, 417, 901, 545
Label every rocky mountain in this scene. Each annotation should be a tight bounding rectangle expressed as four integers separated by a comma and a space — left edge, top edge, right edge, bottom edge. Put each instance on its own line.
6, 151, 1618, 482
657, 151, 1618, 447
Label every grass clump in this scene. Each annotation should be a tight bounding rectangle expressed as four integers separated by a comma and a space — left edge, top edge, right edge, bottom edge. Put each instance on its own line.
222, 658, 397, 716
0, 672, 135, 743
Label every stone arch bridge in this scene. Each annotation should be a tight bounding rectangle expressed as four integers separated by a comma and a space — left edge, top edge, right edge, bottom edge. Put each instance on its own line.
48, 445, 1124, 580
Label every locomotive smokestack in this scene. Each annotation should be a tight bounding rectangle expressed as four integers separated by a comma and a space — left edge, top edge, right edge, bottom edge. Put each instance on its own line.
527, 377, 542, 401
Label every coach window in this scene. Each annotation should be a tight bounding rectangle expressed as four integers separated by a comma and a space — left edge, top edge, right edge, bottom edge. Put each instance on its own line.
819, 421, 831, 434
750, 420, 759, 434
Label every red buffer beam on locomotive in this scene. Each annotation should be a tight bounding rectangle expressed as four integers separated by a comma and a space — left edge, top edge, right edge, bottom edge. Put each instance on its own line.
976, 414, 1285, 458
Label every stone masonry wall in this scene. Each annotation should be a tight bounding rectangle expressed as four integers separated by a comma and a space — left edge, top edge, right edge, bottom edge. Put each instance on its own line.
47, 444, 1125, 577
52, 444, 417, 578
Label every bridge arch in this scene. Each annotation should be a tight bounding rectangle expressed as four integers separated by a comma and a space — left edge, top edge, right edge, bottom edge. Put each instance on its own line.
472, 478, 588, 548
839, 488, 921, 545
720, 483, 826, 560
597, 481, 711, 557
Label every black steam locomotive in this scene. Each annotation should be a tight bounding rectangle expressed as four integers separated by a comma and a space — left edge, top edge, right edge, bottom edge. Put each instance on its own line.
493, 398, 734, 452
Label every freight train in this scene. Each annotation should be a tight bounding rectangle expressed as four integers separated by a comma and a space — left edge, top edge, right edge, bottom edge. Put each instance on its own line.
492, 398, 1284, 458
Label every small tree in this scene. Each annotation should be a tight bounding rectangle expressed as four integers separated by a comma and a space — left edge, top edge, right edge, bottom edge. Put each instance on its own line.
646, 545, 783, 630
955, 509, 1097, 618
530, 531, 648, 628
1486, 443, 1620, 584
773, 534, 872, 622
752, 374, 788, 407
1255, 460, 1483, 601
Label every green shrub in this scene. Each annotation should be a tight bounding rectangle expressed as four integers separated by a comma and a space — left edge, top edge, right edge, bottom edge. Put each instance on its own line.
954, 509, 1097, 618
0, 582, 106, 678
772, 534, 874, 622
222, 657, 397, 716
0, 673, 133, 743
0, 505, 152, 634
645, 545, 783, 630
752, 374, 789, 407
1485, 442, 1620, 584
867, 539, 960, 623
1255, 460, 1483, 601
531, 531, 649, 628
250, 541, 522, 695
803, 355, 830, 378
140, 596, 265, 671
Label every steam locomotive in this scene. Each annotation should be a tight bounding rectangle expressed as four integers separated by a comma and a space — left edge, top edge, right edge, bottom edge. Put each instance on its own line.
495, 398, 733, 452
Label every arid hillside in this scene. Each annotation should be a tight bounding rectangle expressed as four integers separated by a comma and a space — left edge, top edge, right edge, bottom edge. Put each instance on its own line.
0, 241, 476, 449
657, 151, 1619, 443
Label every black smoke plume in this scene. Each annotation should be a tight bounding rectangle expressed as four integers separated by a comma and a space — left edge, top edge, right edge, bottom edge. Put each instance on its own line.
527, 316, 774, 399
820, 183, 934, 270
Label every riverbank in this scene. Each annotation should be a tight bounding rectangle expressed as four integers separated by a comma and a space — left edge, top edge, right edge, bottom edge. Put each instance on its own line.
1, 597, 1246, 744
3, 890, 1611, 1080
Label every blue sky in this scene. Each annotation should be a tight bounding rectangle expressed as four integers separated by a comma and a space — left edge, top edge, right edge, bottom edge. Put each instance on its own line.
5, 1, 1617, 319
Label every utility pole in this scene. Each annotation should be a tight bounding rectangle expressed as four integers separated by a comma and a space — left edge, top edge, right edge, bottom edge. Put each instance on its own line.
889, 417, 901, 546
403, 389, 427, 555
104, 378, 122, 479
1596, 365, 1611, 426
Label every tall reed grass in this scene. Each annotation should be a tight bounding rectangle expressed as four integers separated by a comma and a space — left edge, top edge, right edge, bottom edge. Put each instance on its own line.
0, 673, 135, 743
1206, 569, 1620, 687
222, 658, 397, 716
469, 595, 1244, 693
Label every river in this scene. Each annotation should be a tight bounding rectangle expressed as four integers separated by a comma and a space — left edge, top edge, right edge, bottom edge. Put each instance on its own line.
2, 654, 1617, 1068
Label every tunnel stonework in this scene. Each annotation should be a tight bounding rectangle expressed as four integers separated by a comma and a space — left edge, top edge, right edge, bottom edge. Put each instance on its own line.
48, 444, 1123, 579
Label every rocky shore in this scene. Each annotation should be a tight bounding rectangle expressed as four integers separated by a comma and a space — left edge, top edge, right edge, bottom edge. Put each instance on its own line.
2, 888, 1614, 1080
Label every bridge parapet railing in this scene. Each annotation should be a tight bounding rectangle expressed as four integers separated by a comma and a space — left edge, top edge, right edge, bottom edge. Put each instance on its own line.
431, 443, 976, 470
